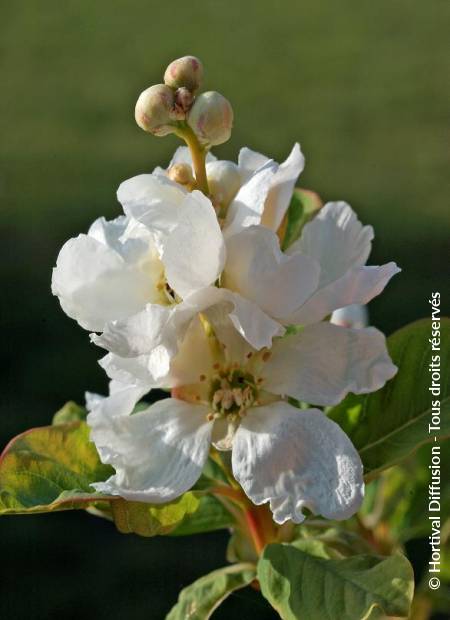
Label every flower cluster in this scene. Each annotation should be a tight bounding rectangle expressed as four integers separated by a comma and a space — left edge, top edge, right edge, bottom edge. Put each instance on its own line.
52, 56, 400, 525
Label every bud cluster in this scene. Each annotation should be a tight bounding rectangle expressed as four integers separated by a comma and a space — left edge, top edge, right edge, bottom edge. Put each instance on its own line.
135, 55, 233, 147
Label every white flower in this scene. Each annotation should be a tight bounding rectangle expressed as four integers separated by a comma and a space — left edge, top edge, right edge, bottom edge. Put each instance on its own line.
222, 201, 400, 324
154, 142, 305, 233
87, 303, 397, 524
54, 144, 399, 397
52, 176, 282, 381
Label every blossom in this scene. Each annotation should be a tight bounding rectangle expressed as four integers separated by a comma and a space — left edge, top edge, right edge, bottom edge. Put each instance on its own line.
51, 171, 286, 383
96, 165, 399, 386
87, 301, 397, 524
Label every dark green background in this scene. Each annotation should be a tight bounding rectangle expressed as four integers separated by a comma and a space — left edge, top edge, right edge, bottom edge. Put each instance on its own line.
1, 1, 449, 618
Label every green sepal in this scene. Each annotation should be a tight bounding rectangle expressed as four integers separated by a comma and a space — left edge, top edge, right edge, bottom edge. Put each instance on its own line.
328, 318, 450, 479
258, 543, 414, 620
166, 563, 256, 620
281, 187, 322, 251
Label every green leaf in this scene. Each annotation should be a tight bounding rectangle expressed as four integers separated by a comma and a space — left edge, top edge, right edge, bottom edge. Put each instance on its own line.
258, 543, 414, 620
171, 494, 234, 536
166, 563, 256, 620
0, 421, 114, 514
227, 528, 258, 564
360, 441, 450, 543
281, 187, 322, 250
111, 493, 202, 537
328, 318, 450, 478
52, 400, 87, 425
292, 526, 373, 558
0, 417, 236, 537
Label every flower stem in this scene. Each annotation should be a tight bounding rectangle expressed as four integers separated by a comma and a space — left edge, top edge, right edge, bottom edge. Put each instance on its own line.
175, 125, 209, 194
245, 507, 266, 556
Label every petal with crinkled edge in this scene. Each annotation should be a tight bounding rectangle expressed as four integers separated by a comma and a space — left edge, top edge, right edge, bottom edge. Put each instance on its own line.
285, 263, 400, 325
223, 225, 319, 318
289, 202, 374, 286
163, 191, 226, 298
88, 398, 212, 503
52, 217, 158, 332
264, 322, 397, 406
224, 160, 277, 237
232, 403, 364, 524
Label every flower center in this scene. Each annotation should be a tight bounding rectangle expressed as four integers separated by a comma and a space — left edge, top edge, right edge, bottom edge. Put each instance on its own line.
207, 366, 258, 420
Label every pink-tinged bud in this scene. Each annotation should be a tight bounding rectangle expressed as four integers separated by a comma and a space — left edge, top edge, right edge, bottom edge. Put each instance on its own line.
206, 160, 241, 206
173, 87, 194, 118
164, 56, 203, 92
135, 84, 177, 136
187, 91, 233, 146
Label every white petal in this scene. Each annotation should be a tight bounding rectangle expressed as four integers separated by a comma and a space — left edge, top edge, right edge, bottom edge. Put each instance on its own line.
52, 221, 157, 331
331, 304, 368, 329
226, 292, 285, 351
290, 202, 374, 286
167, 314, 216, 387
88, 398, 213, 503
260, 143, 305, 231
223, 225, 319, 318
264, 322, 397, 406
86, 383, 147, 422
117, 174, 186, 237
224, 160, 277, 237
162, 191, 226, 298
232, 403, 364, 524
169, 287, 284, 354
91, 304, 173, 357
285, 263, 400, 325
237, 147, 271, 182
99, 349, 171, 387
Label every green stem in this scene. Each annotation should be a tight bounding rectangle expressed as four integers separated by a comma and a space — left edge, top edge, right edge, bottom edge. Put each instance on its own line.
175, 125, 209, 194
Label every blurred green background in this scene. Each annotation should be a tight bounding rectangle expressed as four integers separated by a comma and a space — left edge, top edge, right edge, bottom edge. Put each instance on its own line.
1, 1, 449, 618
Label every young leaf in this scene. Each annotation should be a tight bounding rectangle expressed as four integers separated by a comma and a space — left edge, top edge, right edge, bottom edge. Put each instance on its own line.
258, 543, 414, 620
360, 442, 450, 543
166, 563, 256, 620
52, 400, 87, 425
281, 188, 322, 250
328, 318, 450, 478
0, 421, 114, 514
110, 494, 202, 537
171, 494, 234, 536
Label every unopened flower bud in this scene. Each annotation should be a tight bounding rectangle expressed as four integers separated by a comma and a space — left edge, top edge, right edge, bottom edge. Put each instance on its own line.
168, 163, 195, 189
135, 84, 177, 136
206, 160, 241, 206
187, 91, 233, 146
174, 87, 194, 117
164, 56, 203, 92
